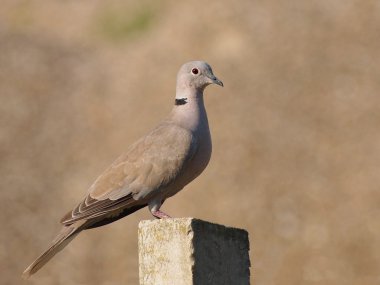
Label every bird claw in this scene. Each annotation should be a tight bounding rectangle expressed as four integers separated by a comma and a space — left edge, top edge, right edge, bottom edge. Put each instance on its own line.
151, 210, 171, 219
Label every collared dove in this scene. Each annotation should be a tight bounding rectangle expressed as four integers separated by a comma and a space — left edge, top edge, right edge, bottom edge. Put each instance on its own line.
22, 61, 223, 278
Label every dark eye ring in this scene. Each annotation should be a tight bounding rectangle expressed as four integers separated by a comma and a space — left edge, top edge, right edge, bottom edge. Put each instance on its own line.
191, 68, 199, 75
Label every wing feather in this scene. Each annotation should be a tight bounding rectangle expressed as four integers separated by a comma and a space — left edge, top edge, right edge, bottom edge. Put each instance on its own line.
61, 122, 197, 225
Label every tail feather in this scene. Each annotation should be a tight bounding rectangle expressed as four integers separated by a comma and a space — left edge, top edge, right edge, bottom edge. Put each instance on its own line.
22, 221, 86, 279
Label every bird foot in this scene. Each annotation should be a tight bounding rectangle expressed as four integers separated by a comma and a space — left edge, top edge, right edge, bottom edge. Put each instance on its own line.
151, 210, 171, 219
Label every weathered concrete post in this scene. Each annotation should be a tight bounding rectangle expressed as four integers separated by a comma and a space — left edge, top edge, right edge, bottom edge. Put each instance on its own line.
138, 218, 250, 285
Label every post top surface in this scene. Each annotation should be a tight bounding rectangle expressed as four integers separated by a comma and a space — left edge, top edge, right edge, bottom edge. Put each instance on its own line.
138, 217, 248, 238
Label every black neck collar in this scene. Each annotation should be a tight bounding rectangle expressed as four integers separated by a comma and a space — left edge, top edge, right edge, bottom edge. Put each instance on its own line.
175, 98, 188, 105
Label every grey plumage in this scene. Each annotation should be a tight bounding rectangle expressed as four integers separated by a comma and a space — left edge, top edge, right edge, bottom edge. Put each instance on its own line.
22, 61, 223, 278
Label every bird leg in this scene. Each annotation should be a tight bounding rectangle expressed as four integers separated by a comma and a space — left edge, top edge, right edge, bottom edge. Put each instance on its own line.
149, 199, 171, 219
151, 210, 171, 219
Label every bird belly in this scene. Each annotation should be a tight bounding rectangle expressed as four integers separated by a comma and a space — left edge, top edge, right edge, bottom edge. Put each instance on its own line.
164, 133, 212, 198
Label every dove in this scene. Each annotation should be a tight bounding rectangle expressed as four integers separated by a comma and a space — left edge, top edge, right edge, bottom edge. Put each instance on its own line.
22, 61, 223, 278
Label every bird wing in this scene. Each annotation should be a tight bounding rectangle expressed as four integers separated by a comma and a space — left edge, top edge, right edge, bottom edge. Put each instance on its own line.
61, 122, 197, 225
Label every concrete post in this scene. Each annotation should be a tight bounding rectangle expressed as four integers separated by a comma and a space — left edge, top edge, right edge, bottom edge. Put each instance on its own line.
138, 218, 250, 285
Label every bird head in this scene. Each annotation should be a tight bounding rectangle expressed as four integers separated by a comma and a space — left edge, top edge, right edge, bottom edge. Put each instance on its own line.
176, 61, 223, 95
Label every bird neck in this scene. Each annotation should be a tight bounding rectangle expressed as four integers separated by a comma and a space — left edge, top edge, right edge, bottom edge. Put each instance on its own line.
175, 84, 205, 99
171, 89, 208, 132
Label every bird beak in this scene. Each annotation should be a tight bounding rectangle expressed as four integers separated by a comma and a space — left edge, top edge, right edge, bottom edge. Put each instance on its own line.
209, 75, 224, 87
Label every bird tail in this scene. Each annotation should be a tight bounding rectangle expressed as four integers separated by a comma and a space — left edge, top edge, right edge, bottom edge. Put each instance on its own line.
22, 220, 87, 279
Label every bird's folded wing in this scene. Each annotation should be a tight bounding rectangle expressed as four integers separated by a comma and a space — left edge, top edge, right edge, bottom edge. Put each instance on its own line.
61, 123, 197, 225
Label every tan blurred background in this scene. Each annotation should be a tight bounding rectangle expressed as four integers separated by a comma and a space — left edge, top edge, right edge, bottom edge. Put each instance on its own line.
1, 0, 380, 284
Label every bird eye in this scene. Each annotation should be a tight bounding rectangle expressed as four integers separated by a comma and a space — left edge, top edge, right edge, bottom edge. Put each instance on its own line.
191, 68, 199, 75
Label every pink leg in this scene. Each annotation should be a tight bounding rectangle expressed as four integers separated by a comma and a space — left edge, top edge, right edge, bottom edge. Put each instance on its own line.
151, 210, 171, 219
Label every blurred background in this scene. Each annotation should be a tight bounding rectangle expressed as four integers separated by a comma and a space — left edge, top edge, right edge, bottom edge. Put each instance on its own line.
1, 0, 380, 284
